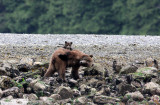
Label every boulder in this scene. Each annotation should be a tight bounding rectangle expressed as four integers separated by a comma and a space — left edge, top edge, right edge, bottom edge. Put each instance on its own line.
120, 65, 138, 74
20, 57, 34, 65
33, 82, 46, 91
29, 80, 46, 91
0, 76, 14, 89
72, 89, 81, 97
0, 67, 7, 75
54, 86, 73, 99
3, 87, 20, 98
73, 97, 88, 105
68, 79, 78, 87
23, 93, 38, 100
112, 60, 122, 73
123, 91, 144, 101
93, 95, 120, 104
50, 94, 61, 100
39, 97, 55, 105
83, 63, 105, 77
145, 58, 158, 69
1, 98, 28, 105
144, 82, 160, 95
136, 67, 158, 77
33, 62, 49, 68
79, 84, 91, 95
118, 82, 136, 95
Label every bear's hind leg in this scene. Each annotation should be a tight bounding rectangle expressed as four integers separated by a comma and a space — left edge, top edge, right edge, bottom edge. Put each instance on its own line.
44, 69, 55, 77
44, 63, 55, 77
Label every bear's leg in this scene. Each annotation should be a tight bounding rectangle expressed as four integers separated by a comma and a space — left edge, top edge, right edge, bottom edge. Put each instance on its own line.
71, 66, 80, 80
44, 64, 55, 77
44, 69, 55, 77
58, 64, 66, 81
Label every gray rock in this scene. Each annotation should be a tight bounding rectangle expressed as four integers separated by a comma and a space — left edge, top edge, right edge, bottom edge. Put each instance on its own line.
144, 82, 160, 95
83, 63, 105, 77
118, 82, 136, 95
72, 89, 81, 97
33, 62, 49, 68
0, 67, 7, 75
145, 58, 158, 69
29, 80, 46, 92
56, 98, 72, 105
1, 98, 28, 105
136, 67, 158, 77
113, 60, 122, 73
73, 96, 88, 105
87, 78, 98, 85
2, 61, 13, 69
3, 87, 20, 97
90, 88, 97, 96
33, 82, 46, 91
93, 95, 120, 104
23, 93, 38, 100
20, 57, 34, 65
7, 59, 20, 65
68, 79, 78, 87
123, 91, 144, 101
50, 94, 61, 100
2, 95, 13, 100
79, 84, 91, 95
39, 97, 55, 105
0, 76, 14, 89
26, 78, 33, 83
54, 86, 73, 99
120, 65, 138, 74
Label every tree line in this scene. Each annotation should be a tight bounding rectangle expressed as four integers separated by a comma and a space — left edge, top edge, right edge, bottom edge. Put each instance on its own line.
0, 0, 160, 35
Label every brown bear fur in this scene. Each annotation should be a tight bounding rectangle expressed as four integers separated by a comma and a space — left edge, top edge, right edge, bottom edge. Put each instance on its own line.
44, 48, 93, 80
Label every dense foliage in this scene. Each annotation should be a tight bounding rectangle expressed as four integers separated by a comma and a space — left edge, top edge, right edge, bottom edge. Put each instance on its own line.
0, 0, 160, 35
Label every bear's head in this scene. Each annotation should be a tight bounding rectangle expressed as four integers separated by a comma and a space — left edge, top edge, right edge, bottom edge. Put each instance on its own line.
79, 55, 93, 67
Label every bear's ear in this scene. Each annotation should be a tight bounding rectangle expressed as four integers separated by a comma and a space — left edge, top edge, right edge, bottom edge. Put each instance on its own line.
70, 42, 72, 45
90, 55, 93, 58
58, 54, 68, 61
65, 41, 67, 44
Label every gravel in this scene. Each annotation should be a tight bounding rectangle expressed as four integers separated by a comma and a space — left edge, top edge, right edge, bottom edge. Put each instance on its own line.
0, 33, 160, 46
0, 33, 160, 66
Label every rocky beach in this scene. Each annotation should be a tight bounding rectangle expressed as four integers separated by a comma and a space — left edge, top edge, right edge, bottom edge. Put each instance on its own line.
0, 34, 160, 105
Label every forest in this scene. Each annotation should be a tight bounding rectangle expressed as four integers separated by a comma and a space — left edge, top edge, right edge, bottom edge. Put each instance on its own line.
0, 0, 160, 35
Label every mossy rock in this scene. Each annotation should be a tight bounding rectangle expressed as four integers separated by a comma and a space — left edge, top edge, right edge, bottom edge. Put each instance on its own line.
131, 67, 158, 79
82, 63, 105, 77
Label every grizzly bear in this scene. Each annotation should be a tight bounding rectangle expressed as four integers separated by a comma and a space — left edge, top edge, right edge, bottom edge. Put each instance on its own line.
44, 48, 93, 80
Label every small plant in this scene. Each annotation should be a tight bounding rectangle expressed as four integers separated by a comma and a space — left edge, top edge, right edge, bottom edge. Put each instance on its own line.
4, 99, 11, 102
126, 95, 131, 100
11, 78, 27, 88
36, 91, 44, 97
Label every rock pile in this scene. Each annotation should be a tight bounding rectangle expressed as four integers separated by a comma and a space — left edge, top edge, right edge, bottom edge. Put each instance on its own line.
0, 57, 159, 105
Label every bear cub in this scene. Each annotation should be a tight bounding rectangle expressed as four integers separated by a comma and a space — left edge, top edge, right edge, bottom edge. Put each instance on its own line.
63, 41, 73, 50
